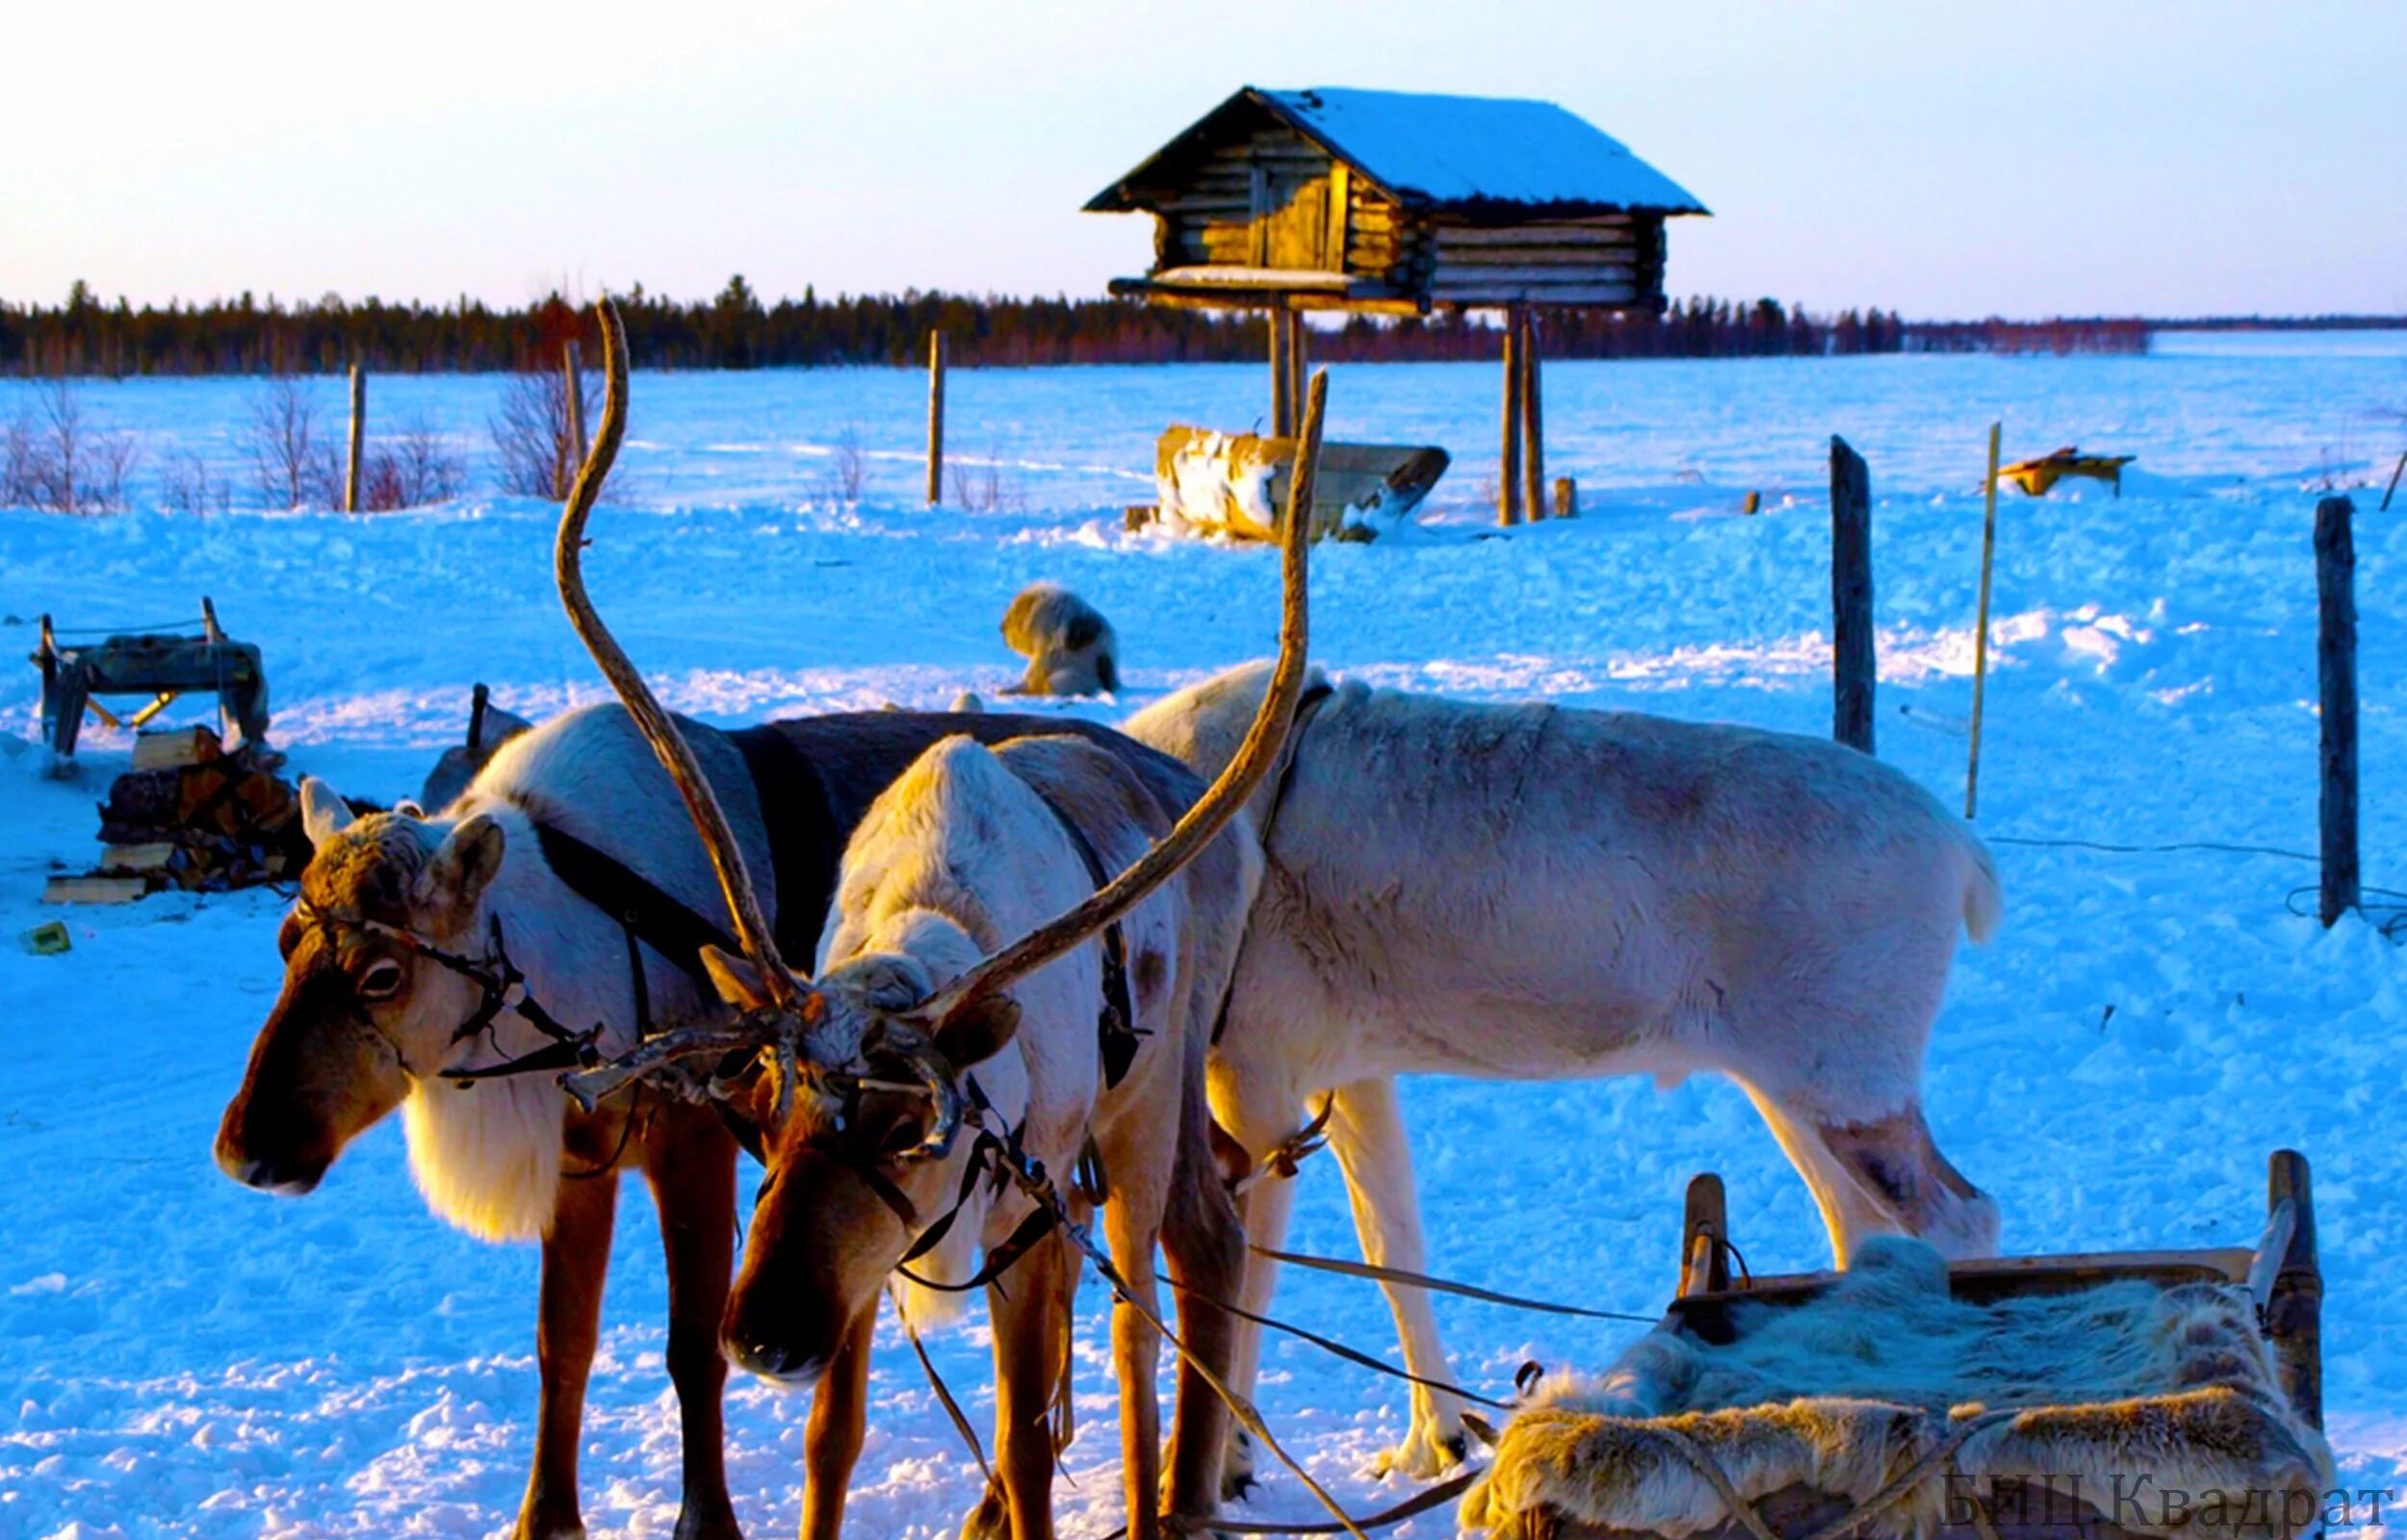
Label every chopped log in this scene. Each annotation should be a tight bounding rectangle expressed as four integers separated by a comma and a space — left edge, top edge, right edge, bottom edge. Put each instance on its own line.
100, 842, 177, 874
132, 724, 222, 772
1830, 436, 1876, 756
2316, 496, 2358, 926
1552, 476, 1577, 519
43, 875, 148, 905
1431, 284, 1643, 306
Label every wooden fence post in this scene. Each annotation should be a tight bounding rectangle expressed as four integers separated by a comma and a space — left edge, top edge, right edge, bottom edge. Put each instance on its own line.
1830, 435, 1876, 755
926, 329, 947, 506
344, 363, 365, 513
1286, 313, 1307, 442
1553, 476, 1578, 519
1965, 423, 2003, 818
1269, 310, 1292, 438
2317, 495, 2359, 926
564, 340, 586, 462
1520, 308, 1546, 522
1499, 306, 1523, 526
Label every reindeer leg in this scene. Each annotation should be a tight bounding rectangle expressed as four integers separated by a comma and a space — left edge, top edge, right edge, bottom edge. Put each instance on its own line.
1208, 1079, 1309, 1503
518, 1167, 619, 1540
1156, 1091, 1245, 1529
800, 1303, 875, 1540
1102, 1187, 1170, 1540
1324, 1076, 1470, 1481
640, 1101, 742, 1540
980, 1228, 1070, 1540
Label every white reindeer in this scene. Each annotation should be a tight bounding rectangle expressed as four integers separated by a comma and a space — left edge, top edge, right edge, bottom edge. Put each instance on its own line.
1124, 663, 2003, 1483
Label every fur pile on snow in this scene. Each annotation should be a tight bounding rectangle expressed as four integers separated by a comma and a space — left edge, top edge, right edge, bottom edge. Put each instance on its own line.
1462, 1236, 2331, 1540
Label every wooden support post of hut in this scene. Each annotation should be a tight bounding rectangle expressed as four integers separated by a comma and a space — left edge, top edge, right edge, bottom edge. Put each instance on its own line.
2316, 496, 2359, 927
1499, 308, 1522, 526
1520, 307, 1546, 523
1088, 86, 1706, 534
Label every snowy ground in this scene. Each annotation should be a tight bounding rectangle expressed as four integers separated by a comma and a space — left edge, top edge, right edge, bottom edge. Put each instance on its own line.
3, 334, 2405, 1539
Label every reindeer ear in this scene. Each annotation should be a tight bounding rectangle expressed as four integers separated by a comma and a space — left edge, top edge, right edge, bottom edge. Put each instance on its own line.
934, 993, 1022, 1069
701, 944, 775, 1012
419, 813, 505, 922
300, 777, 356, 848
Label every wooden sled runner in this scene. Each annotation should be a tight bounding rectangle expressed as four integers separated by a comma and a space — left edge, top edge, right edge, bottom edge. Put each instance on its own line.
1464, 1152, 2327, 1540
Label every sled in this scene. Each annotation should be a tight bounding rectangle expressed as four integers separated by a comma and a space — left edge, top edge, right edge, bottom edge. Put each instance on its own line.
32, 597, 269, 765
1997, 448, 2135, 499
1463, 1151, 2327, 1540
1149, 424, 1449, 542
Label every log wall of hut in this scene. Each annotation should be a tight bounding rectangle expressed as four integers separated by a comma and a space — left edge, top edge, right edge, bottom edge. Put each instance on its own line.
1146, 122, 1671, 309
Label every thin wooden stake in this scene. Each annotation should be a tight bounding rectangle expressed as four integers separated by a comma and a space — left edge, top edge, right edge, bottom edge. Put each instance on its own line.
1553, 476, 1578, 519
564, 340, 586, 463
1499, 306, 1523, 526
344, 363, 364, 513
1520, 308, 1546, 522
2316, 495, 2359, 926
1284, 312, 1307, 445
926, 329, 946, 506
1829, 435, 1876, 755
2382, 448, 2405, 513
1965, 422, 2002, 819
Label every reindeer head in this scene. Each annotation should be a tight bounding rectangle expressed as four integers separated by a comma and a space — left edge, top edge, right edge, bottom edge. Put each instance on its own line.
544, 296, 1325, 1387
215, 788, 507, 1194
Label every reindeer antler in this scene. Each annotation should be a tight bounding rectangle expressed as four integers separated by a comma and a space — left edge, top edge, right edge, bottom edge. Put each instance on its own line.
555, 298, 805, 1015
908, 368, 1327, 1040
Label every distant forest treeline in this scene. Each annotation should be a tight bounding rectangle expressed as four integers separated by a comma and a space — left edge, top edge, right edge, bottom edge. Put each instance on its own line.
3, 276, 2384, 377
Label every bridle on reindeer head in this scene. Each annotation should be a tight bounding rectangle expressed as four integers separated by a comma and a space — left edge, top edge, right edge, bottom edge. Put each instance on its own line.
548, 296, 1318, 1162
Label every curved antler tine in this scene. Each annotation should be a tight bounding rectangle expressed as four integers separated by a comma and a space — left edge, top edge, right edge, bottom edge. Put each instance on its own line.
554, 298, 804, 1011
893, 1034, 971, 1162
559, 1020, 781, 1114
914, 368, 1327, 1034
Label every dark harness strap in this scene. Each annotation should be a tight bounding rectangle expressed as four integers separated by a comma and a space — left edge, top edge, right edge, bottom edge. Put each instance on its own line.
730, 725, 843, 967
527, 816, 738, 986
1025, 785, 1143, 1091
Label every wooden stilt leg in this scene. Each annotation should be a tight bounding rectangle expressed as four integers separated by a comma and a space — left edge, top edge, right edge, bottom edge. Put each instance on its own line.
1499, 306, 1523, 527
1520, 309, 1545, 523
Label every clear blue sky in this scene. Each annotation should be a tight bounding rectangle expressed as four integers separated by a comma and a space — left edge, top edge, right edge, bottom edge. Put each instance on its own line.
8, 0, 2401, 319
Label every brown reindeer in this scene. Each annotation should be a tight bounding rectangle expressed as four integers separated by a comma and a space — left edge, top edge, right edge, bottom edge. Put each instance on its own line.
552, 298, 1320, 1540
212, 306, 1311, 1540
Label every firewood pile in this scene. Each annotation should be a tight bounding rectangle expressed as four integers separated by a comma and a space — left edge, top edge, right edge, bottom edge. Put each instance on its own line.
42, 726, 311, 904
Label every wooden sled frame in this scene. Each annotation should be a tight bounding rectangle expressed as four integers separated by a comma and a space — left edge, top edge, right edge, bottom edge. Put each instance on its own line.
1520, 1151, 2323, 1540
32, 596, 270, 762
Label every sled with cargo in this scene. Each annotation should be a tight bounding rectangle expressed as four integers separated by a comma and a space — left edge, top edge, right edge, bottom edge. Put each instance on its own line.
1462, 1150, 2328, 1540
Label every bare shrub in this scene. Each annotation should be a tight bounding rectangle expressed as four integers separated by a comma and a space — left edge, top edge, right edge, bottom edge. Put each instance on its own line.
818, 426, 867, 504
358, 420, 467, 511
160, 451, 232, 516
491, 366, 593, 499
244, 375, 342, 509
949, 449, 1024, 514
2, 378, 140, 513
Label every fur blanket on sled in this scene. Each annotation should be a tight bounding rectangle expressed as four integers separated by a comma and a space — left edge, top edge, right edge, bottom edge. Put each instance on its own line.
1462, 1238, 2331, 1540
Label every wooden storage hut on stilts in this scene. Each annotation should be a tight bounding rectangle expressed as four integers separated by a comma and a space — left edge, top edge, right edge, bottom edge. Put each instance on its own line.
1086, 87, 1708, 527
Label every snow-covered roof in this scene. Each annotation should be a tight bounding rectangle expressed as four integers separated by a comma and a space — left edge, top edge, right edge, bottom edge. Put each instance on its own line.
1087, 86, 1707, 218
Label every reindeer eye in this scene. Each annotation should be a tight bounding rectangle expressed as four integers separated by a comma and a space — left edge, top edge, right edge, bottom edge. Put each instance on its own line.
356, 959, 406, 999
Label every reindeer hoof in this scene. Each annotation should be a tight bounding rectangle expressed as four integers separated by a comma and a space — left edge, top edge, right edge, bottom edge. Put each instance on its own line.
958, 1478, 1010, 1540
1219, 1427, 1258, 1502
1372, 1422, 1468, 1482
